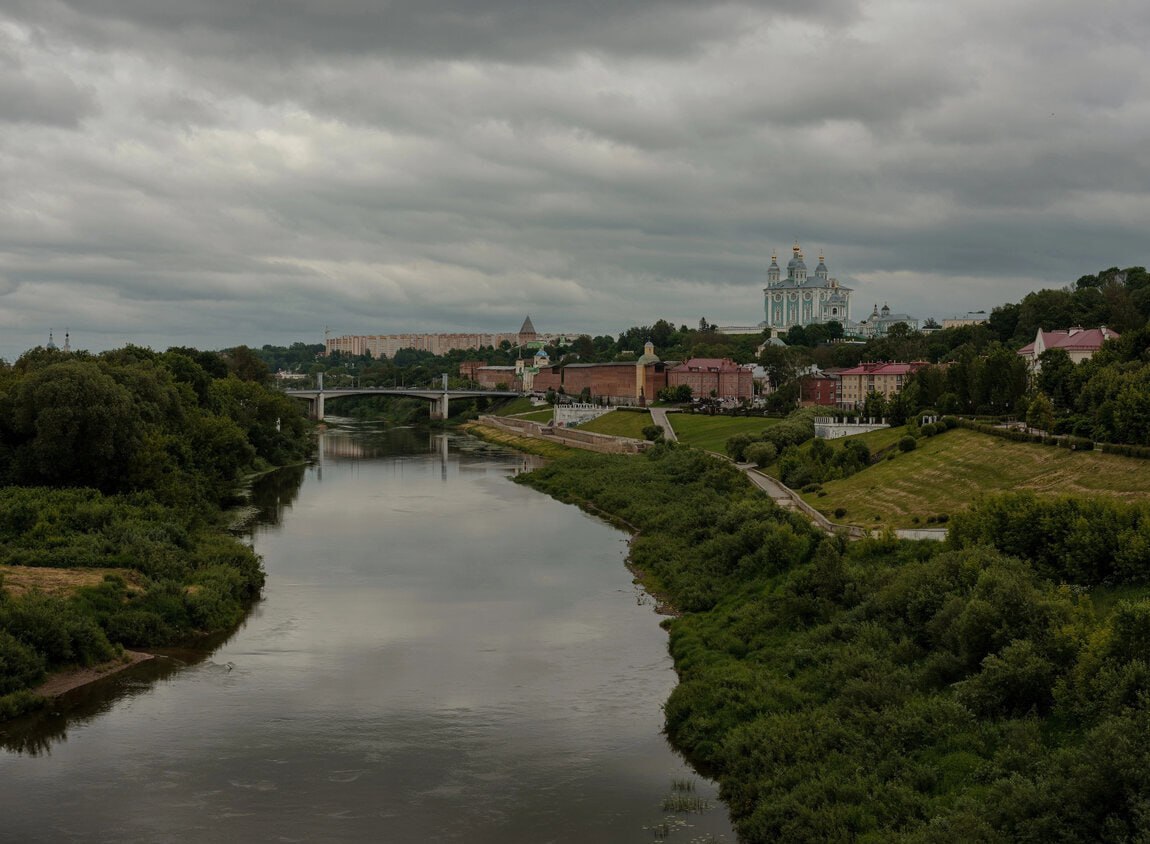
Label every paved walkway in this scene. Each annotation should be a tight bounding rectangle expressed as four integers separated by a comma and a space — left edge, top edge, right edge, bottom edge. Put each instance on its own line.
648, 407, 679, 442
737, 463, 945, 541
739, 465, 796, 507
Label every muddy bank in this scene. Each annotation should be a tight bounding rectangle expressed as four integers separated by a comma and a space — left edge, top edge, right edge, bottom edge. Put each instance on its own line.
33, 651, 154, 698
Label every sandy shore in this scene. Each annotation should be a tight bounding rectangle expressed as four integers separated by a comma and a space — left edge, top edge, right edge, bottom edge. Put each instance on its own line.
33, 651, 155, 698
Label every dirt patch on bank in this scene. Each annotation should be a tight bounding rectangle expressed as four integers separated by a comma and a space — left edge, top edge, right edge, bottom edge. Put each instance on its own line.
0, 565, 144, 599
33, 651, 155, 698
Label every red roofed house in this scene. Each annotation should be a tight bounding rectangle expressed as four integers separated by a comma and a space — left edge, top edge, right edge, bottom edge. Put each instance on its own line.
1017, 326, 1119, 371
838, 361, 928, 409
668, 358, 754, 401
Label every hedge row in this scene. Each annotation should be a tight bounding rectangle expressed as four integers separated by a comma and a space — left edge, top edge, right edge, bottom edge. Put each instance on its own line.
1100, 442, 1150, 460
955, 419, 1096, 451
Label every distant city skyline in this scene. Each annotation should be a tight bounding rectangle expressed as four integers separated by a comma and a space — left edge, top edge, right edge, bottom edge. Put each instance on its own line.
1, 1, 1146, 362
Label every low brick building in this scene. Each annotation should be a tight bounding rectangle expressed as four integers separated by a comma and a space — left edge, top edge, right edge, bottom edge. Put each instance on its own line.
800, 373, 841, 407
667, 358, 753, 401
474, 365, 522, 391
533, 362, 668, 403
531, 342, 669, 403
458, 360, 486, 381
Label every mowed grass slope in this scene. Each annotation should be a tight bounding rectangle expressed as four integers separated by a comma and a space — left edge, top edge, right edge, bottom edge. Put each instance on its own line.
670, 415, 783, 453
492, 397, 538, 416
577, 410, 652, 439
514, 409, 554, 423
804, 428, 1150, 528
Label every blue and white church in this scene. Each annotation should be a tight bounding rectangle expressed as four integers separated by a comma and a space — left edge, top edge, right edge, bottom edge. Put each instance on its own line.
762, 243, 852, 331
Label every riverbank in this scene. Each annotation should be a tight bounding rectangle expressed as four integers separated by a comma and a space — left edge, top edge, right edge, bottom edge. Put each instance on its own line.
33, 651, 154, 698
515, 444, 1150, 841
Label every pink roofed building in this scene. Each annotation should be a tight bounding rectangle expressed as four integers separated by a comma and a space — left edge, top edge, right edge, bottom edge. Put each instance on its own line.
1017, 326, 1119, 371
837, 361, 928, 409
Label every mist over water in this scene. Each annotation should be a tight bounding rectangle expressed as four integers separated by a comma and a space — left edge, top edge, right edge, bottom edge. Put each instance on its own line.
0, 425, 733, 843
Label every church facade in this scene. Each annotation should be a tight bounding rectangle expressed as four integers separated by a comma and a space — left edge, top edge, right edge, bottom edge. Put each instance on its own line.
762, 243, 852, 331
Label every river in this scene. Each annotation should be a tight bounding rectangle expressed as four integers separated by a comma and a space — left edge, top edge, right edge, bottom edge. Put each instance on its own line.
0, 425, 734, 843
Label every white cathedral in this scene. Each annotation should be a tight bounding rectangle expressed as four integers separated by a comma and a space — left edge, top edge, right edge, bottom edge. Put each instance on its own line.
762, 243, 852, 331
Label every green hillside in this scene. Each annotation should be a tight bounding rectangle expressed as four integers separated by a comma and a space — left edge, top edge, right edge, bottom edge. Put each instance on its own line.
804, 428, 1150, 528
670, 414, 783, 453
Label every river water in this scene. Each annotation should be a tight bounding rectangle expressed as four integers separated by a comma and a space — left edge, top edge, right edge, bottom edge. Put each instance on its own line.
0, 426, 734, 843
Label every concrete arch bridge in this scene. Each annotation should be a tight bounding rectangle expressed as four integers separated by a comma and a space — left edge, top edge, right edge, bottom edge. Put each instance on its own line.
284, 383, 520, 421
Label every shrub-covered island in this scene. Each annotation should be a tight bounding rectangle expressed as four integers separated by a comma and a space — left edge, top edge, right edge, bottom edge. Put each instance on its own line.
519, 445, 1150, 842
0, 345, 311, 719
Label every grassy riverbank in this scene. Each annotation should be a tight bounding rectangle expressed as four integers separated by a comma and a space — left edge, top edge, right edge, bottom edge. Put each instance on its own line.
462, 422, 574, 459
518, 444, 1150, 841
0, 487, 268, 717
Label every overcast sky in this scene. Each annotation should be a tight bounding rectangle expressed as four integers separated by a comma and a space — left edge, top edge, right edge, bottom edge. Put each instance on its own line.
1, 0, 1148, 359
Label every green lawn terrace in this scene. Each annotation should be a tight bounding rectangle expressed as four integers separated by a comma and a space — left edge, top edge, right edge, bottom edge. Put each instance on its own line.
669, 414, 783, 454
575, 409, 654, 439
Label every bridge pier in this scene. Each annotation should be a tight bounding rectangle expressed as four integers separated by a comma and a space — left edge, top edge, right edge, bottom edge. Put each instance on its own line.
429, 374, 450, 421
314, 393, 325, 421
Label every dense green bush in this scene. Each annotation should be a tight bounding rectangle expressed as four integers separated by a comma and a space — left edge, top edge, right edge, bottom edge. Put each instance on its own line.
949, 492, 1150, 584
0, 629, 45, 695
725, 432, 757, 462
0, 689, 43, 720
725, 409, 817, 463
898, 435, 917, 452
744, 442, 777, 468
641, 424, 664, 442
0, 593, 117, 669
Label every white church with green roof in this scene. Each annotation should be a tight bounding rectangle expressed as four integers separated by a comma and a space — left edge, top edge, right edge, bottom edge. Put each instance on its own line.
762, 242, 852, 331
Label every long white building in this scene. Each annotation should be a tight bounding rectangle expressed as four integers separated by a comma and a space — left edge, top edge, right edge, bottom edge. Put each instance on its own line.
324, 316, 582, 358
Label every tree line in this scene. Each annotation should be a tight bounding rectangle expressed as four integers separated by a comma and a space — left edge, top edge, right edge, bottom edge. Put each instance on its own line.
0, 344, 312, 720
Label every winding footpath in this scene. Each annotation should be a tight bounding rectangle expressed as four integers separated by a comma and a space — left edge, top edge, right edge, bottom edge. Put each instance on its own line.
655, 411, 946, 542
648, 407, 679, 442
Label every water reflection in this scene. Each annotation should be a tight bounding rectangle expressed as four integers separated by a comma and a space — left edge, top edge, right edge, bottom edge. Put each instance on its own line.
0, 626, 244, 757
245, 463, 306, 528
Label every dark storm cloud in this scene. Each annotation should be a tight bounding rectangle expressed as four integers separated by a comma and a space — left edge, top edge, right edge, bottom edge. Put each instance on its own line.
0, 0, 1148, 359
7, 0, 859, 62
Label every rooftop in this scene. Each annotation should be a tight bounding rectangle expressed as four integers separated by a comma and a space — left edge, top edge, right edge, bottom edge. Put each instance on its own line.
1018, 326, 1119, 356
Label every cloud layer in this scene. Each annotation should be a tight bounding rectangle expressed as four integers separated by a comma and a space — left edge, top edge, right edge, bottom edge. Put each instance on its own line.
1, 0, 1148, 357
